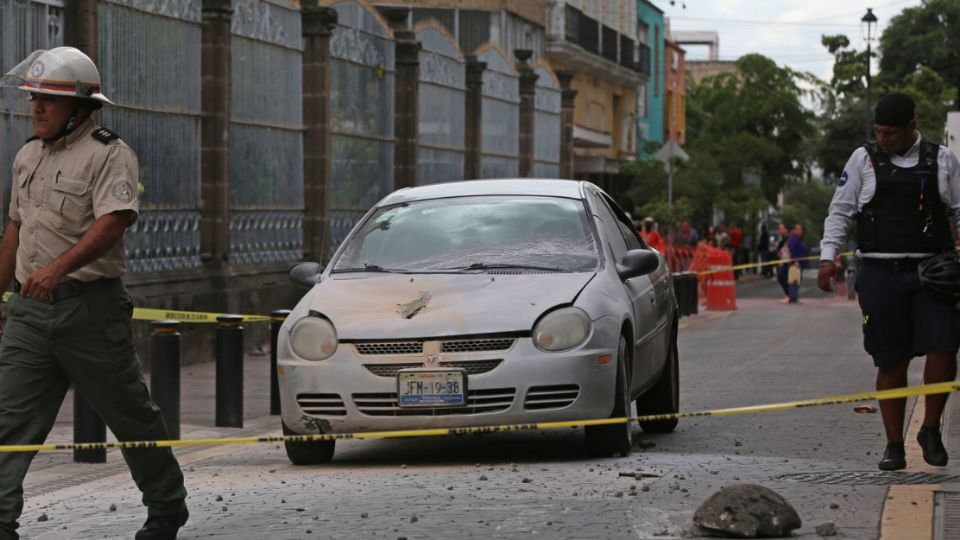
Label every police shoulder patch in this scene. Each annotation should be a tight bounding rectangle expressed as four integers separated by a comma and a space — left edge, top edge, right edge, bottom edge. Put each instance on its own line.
838, 171, 849, 187
111, 179, 136, 203
91, 127, 120, 144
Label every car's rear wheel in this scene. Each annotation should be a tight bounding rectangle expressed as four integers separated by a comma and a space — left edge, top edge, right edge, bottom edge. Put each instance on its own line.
636, 331, 679, 433
282, 421, 336, 465
584, 334, 633, 457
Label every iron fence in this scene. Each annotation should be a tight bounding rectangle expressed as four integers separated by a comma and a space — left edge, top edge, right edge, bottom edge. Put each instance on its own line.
416, 23, 464, 185
328, 1, 395, 256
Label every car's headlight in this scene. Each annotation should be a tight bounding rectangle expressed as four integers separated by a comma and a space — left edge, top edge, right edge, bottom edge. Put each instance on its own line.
533, 307, 591, 352
289, 314, 338, 360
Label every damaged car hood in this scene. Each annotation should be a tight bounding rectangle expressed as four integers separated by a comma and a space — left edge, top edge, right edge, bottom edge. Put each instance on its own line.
310, 272, 596, 340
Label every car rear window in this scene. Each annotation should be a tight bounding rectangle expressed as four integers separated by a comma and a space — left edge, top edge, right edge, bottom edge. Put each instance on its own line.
334, 196, 599, 273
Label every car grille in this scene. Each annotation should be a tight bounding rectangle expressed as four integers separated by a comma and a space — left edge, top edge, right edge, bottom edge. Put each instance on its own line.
296, 393, 347, 416
354, 341, 424, 355
439, 359, 502, 375
523, 384, 580, 410
441, 338, 516, 353
362, 363, 425, 377
351, 336, 518, 356
352, 388, 516, 416
363, 360, 502, 378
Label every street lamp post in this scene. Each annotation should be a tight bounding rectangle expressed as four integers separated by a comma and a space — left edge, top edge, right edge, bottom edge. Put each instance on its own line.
862, 8, 878, 141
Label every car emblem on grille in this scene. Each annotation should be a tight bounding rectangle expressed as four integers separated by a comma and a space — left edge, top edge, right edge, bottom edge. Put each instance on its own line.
425, 354, 440, 366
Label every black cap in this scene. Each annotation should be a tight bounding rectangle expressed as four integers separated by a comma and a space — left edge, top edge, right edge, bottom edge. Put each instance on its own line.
874, 93, 915, 127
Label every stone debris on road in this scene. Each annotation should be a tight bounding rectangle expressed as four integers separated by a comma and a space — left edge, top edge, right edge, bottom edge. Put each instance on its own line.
815, 521, 838, 537
692, 484, 802, 538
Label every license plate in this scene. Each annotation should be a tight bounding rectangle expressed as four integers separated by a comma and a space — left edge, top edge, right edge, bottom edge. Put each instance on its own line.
397, 369, 467, 407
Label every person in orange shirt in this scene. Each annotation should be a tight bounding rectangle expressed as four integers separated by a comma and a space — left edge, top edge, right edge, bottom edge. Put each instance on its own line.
639, 217, 666, 253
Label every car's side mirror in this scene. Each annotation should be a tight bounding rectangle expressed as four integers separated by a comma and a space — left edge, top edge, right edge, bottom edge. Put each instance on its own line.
617, 249, 660, 281
289, 262, 322, 288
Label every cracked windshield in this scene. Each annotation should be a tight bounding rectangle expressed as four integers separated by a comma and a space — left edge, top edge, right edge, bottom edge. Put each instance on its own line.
334, 196, 599, 273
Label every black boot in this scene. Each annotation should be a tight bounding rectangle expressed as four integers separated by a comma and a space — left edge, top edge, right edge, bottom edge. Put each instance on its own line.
135, 507, 189, 540
917, 426, 949, 466
878, 441, 906, 471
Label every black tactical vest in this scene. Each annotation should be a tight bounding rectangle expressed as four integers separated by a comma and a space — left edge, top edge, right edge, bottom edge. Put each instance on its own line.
856, 139, 953, 254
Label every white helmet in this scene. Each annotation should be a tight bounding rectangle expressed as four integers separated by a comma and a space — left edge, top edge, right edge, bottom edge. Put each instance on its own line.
0, 47, 112, 108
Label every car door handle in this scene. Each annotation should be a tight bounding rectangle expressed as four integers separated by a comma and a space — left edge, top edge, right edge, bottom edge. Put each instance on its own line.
648, 293, 656, 305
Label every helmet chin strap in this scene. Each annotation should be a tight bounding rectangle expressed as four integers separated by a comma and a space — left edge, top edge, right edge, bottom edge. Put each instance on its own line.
46, 101, 87, 142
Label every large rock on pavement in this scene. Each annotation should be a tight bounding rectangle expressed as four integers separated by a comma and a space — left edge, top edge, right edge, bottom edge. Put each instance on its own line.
692, 484, 802, 538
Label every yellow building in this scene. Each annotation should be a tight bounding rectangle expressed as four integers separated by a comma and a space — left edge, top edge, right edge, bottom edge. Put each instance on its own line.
372, 0, 646, 186
544, 0, 643, 181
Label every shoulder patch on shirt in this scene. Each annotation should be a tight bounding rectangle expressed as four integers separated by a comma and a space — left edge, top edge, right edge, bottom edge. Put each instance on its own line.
91, 127, 119, 145
838, 171, 849, 187
111, 179, 136, 203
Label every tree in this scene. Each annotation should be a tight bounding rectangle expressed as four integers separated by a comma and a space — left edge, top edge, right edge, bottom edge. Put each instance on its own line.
878, 0, 960, 109
621, 54, 816, 233
821, 34, 868, 101
686, 54, 816, 203
899, 66, 952, 142
778, 180, 836, 246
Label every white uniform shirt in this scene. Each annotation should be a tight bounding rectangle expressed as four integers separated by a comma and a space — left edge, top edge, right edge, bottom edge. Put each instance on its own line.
820, 132, 960, 262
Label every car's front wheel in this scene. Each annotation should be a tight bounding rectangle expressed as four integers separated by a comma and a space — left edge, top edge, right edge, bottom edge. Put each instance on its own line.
282, 421, 336, 465
636, 330, 679, 433
584, 334, 633, 457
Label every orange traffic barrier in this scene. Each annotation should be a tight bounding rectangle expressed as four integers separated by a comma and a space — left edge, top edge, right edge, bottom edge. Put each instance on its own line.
703, 246, 736, 311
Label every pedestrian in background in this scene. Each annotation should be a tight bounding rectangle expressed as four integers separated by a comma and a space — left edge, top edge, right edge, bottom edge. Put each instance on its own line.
639, 217, 665, 253
0, 48, 188, 539
818, 93, 960, 471
774, 222, 790, 300
787, 261, 802, 303
675, 219, 699, 247
729, 222, 743, 279
776, 223, 808, 302
758, 222, 773, 277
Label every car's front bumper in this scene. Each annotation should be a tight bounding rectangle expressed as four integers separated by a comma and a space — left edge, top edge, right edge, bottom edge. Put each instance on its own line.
278, 318, 621, 434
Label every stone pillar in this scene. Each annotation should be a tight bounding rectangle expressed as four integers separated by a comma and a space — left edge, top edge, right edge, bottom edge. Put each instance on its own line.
556, 69, 578, 180
464, 55, 487, 180
514, 50, 538, 178
63, 0, 98, 61
301, 3, 338, 263
382, 7, 419, 189
200, 0, 233, 269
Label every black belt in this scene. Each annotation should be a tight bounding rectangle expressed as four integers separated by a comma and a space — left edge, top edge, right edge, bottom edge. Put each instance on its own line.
861, 257, 925, 272
12, 277, 120, 302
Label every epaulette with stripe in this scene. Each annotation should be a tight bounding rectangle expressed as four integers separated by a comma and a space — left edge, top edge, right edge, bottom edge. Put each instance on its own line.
91, 127, 120, 144
25, 135, 38, 143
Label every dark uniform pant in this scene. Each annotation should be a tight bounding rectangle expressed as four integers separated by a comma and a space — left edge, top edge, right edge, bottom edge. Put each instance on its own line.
0, 279, 186, 538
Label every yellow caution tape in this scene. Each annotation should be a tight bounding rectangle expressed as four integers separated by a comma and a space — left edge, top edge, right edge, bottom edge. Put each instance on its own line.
2, 292, 269, 323
1, 381, 957, 454
131, 308, 269, 324
696, 251, 855, 277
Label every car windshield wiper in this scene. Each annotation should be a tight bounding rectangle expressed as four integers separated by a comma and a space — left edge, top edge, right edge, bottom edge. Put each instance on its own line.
331, 264, 411, 274
445, 262, 563, 272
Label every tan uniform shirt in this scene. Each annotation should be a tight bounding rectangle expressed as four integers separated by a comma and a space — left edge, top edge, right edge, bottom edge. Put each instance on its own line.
9, 117, 139, 283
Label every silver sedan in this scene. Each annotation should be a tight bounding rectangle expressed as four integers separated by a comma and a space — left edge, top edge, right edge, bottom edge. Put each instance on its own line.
278, 179, 680, 464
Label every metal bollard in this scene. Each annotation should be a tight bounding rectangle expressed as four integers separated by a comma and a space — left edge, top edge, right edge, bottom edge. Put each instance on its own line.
674, 274, 688, 317
150, 320, 181, 440
270, 310, 291, 415
73, 392, 105, 463
689, 274, 699, 315
216, 314, 244, 428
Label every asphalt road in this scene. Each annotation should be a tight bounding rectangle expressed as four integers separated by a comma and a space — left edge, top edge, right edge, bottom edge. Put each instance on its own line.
19, 271, 921, 539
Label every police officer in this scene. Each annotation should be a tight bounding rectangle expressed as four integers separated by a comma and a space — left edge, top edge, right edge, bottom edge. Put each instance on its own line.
818, 93, 960, 471
0, 48, 188, 538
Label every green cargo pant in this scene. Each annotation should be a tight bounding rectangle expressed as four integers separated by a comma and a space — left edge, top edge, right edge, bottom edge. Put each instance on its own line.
0, 278, 186, 539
